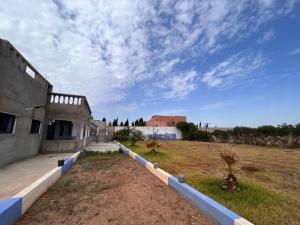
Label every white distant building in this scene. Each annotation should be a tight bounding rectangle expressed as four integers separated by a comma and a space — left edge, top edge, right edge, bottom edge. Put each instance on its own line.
114, 126, 182, 140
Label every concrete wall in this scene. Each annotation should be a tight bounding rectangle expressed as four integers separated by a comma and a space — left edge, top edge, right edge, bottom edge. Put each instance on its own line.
114, 126, 182, 139
92, 120, 107, 142
0, 39, 52, 167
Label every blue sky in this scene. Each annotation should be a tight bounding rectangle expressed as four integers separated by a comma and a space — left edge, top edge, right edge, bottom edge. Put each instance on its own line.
0, 0, 299, 127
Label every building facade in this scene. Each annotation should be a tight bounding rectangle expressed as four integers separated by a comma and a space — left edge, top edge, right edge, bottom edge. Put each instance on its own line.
146, 115, 187, 127
0, 39, 92, 167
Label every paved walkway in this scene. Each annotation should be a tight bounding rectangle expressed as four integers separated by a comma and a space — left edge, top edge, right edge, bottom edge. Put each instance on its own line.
0, 153, 73, 200
85, 142, 119, 152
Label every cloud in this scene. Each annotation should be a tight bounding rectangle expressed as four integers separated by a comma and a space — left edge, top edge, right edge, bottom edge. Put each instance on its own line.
289, 47, 300, 55
160, 70, 198, 99
201, 52, 267, 88
0, 0, 298, 118
257, 29, 275, 44
200, 101, 235, 111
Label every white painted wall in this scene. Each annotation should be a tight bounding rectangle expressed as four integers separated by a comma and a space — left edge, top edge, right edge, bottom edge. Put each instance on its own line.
114, 126, 182, 139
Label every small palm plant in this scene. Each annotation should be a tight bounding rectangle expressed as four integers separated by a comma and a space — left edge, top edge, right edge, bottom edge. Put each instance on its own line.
146, 140, 161, 153
220, 145, 239, 192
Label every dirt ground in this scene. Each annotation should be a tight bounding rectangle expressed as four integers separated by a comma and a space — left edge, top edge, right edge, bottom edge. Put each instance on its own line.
16, 152, 214, 225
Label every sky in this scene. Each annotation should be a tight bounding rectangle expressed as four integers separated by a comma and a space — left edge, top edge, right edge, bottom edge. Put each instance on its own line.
0, 0, 300, 127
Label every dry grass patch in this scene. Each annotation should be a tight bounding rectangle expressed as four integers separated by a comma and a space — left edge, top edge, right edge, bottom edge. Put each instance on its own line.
124, 140, 300, 225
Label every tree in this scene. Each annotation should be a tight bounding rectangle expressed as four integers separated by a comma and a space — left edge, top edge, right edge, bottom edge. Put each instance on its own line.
124, 119, 129, 126
102, 117, 106, 122
108, 121, 112, 126
112, 118, 119, 126
131, 122, 134, 126
146, 140, 161, 153
129, 130, 145, 146
134, 117, 146, 126
120, 121, 124, 126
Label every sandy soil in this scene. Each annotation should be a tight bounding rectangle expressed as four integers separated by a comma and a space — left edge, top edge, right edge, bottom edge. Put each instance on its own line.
16, 153, 214, 225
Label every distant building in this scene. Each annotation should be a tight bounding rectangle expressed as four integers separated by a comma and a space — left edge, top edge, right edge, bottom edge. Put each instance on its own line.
114, 126, 182, 140
146, 115, 187, 127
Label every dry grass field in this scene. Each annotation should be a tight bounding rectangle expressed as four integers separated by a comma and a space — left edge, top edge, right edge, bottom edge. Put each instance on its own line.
124, 140, 300, 225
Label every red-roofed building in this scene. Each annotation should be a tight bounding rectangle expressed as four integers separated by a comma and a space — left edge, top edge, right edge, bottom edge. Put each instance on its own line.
146, 115, 187, 127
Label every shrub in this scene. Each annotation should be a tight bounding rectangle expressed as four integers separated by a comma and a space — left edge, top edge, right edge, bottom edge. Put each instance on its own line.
176, 122, 198, 140
277, 124, 294, 136
129, 129, 145, 146
146, 140, 161, 153
192, 130, 211, 142
256, 125, 277, 136
293, 123, 300, 136
112, 129, 130, 141
232, 126, 255, 136
220, 145, 239, 192
212, 129, 231, 140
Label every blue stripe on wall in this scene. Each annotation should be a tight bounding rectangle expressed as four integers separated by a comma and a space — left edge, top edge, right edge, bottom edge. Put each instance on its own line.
61, 158, 74, 175
0, 198, 22, 225
123, 148, 130, 155
135, 155, 147, 167
147, 134, 177, 140
168, 176, 240, 225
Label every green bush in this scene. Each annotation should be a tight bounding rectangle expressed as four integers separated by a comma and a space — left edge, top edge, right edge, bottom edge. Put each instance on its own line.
176, 122, 198, 140
293, 123, 300, 136
256, 125, 277, 136
129, 130, 145, 146
232, 127, 255, 136
112, 129, 130, 141
212, 129, 231, 139
192, 130, 211, 142
276, 124, 294, 136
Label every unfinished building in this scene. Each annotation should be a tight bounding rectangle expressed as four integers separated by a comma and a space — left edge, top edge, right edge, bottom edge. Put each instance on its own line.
0, 39, 93, 167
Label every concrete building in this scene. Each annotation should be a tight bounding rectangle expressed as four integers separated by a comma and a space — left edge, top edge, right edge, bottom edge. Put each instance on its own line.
40, 92, 92, 153
146, 115, 187, 127
0, 39, 93, 167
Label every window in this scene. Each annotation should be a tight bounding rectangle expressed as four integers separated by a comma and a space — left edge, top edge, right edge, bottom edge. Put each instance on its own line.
0, 112, 16, 134
30, 120, 41, 134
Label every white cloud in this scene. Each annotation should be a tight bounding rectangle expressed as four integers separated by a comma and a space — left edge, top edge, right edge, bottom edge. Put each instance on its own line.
289, 47, 300, 55
257, 29, 275, 43
161, 70, 198, 99
201, 52, 266, 88
200, 101, 235, 111
0, 0, 298, 117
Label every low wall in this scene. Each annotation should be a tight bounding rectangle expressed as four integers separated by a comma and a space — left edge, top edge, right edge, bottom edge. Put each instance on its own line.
114, 126, 182, 140
0, 151, 81, 225
40, 140, 78, 153
116, 141, 253, 225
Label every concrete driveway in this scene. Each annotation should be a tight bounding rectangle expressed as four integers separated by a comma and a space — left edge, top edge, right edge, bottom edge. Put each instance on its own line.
0, 153, 73, 200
